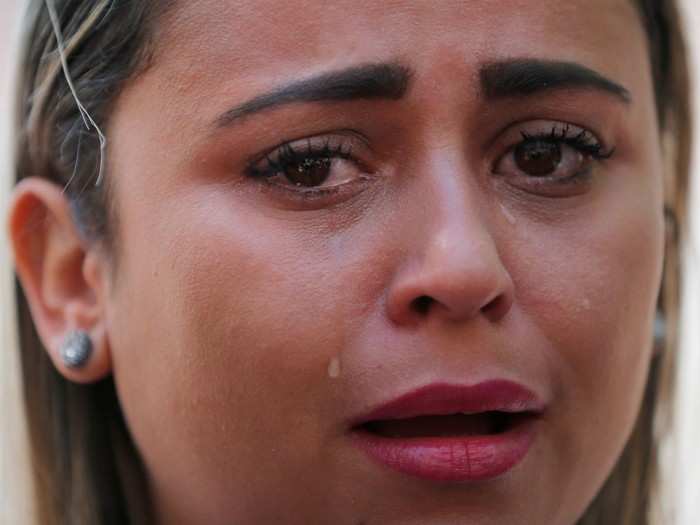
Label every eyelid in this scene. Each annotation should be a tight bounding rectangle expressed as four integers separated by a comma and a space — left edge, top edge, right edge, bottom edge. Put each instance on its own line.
244, 138, 375, 188
486, 119, 609, 150
244, 129, 372, 167
487, 120, 611, 164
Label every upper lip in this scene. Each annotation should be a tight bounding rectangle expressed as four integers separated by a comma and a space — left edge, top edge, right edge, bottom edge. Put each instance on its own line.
350, 380, 546, 427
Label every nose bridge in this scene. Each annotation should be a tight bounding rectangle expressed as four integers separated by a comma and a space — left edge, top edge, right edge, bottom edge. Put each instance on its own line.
385, 145, 514, 326
429, 203, 498, 278
410, 140, 500, 268
421, 159, 506, 292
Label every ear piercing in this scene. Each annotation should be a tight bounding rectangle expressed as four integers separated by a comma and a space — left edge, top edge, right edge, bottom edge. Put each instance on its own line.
59, 330, 93, 369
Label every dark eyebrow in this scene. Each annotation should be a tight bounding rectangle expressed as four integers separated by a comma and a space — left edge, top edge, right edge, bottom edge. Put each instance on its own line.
215, 62, 413, 128
480, 59, 631, 104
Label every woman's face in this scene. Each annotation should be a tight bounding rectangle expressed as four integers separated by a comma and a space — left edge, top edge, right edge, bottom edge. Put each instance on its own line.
103, 1, 664, 523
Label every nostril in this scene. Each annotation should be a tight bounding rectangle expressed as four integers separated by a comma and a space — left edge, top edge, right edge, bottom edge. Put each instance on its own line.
410, 293, 509, 319
411, 295, 433, 315
480, 293, 510, 322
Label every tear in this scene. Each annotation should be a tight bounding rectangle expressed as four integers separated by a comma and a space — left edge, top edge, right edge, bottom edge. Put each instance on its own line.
328, 356, 341, 379
500, 204, 516, 225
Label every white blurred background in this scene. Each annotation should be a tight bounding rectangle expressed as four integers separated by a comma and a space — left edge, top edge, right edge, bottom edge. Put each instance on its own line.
0, 1, 698, 524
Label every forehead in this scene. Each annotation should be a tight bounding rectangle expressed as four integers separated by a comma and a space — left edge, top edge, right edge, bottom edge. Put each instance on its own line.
155, 0, 644, 74
146, 0, 651, 128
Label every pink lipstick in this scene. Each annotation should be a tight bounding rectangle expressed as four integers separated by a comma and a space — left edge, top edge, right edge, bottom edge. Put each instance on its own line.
350, 380, 544, 483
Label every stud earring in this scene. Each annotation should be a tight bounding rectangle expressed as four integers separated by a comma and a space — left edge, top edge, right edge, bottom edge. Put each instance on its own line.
59, 330, 93, 369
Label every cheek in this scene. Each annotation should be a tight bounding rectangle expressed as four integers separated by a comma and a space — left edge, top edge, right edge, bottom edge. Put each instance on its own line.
106, 188, 384, 508
531, 196, 661, 387
515, 203, 662, 376
505, 175, 664, 509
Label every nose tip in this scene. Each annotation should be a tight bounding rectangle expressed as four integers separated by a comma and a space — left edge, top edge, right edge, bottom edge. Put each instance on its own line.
385, 236, 515, 326
382, 142, 516, 328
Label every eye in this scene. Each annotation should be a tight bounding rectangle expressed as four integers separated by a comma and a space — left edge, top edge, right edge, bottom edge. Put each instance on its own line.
514, 140, 566, 177
283, 155, 334, 187
494, 124, 614, 194
245, 137, 372, 194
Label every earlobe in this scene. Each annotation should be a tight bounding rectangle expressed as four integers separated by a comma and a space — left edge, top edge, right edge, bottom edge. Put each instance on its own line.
8, 177, 113, 384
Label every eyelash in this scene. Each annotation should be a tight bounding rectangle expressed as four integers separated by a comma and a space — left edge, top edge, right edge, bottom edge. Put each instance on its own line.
519, 124, 614, 161
243, 138, 364, 200
243, 124, 613, 201
246, 139, 354, 180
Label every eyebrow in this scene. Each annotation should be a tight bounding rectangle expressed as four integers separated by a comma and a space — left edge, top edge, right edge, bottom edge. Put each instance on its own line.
480, 59, 631, 104
215, 62, 413, 128
213, 58, 629, 128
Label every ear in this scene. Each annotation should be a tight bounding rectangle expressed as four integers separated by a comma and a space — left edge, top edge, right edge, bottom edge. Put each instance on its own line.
8, 177, 112, 384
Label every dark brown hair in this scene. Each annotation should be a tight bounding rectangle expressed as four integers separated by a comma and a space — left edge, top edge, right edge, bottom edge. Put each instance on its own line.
12, 1, 691, 524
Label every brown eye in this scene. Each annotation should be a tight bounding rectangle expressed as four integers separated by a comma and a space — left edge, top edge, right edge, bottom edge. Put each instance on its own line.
247, 137, 371, 198
514, 140, 565, 177
492, 123, 612, 198
285, 157, 332, 187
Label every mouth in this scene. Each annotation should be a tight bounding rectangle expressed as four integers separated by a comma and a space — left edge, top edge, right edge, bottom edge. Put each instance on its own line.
349, 380, 545, 483
360, 410, 535, 439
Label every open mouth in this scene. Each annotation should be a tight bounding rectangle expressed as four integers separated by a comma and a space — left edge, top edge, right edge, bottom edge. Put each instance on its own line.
359, 411, 535, 439
350, 381, 545, 481
351, 409, 541, 482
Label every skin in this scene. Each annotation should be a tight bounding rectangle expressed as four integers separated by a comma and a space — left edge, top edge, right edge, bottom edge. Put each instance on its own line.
9, 0, 666, 523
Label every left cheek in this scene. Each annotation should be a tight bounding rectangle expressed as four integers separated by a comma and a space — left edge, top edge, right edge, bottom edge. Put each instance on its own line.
510, 183, 663, 463
571, 194, 663, 397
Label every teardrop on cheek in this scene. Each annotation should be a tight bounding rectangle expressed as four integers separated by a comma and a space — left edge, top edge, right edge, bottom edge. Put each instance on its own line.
328, 356, 342, 379
500, 203, 516, 226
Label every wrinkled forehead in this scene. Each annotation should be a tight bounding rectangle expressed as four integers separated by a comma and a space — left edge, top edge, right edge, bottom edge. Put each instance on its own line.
145, 1, 648, 112
149, 0, 648, 103
155, 0, 642, 60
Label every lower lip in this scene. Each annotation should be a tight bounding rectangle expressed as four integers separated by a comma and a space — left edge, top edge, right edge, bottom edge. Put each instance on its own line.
351, 418, 538, 483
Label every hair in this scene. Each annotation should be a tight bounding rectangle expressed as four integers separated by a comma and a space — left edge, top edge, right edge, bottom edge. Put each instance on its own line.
11, 1, 692, 524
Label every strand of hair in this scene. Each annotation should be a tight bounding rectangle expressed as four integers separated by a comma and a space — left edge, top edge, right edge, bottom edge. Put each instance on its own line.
44, 0, 108, 187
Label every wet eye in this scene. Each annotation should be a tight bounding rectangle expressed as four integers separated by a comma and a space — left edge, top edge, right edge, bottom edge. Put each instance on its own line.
276, 155, 340, 188
513, 140, 567, 177
504, 139, 592, 182
494, 124, 614, 195
245, 137, 371, 194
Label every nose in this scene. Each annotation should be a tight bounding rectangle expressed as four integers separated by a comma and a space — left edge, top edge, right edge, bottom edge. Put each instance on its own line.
385, 164, 515, 327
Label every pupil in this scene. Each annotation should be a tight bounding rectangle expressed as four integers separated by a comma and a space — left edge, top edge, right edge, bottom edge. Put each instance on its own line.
515, 141, 562, 177
286, 157, 332, 187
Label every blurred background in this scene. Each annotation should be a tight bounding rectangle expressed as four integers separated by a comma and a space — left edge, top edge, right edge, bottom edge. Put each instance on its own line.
0, 1, 698, 524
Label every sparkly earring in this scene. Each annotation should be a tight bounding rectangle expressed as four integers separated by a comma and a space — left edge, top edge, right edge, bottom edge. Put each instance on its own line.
654, 311, 666, 353
59, 330, 93, 369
